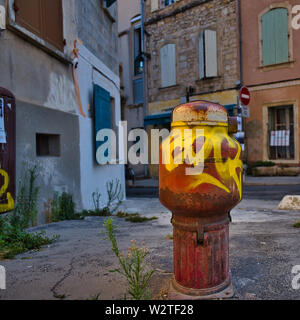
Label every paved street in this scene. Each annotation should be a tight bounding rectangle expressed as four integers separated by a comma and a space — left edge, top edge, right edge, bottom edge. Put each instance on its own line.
0, 192, 300, 300
127, 184, 300, 201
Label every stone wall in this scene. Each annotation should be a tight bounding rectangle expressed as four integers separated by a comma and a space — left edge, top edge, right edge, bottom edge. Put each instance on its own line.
145, 0, 239, 105
75, 0, 119, 75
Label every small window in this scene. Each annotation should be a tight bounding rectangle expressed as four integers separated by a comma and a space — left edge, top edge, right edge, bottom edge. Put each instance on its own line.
160, 44, 176, 87
134, 26, 144, 76
199, 29, 218, 79
164, 0, 175, 7
262, 8, 289, 66
268, 106, 294, 160
36, 134, 60, 157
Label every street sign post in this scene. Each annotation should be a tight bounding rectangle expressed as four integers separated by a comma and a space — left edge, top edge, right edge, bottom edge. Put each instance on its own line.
240, 105, 250, 118
240, 86, 250, 106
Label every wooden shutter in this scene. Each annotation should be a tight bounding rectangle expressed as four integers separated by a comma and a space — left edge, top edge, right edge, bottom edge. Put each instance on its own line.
15, 0, 63, 51
274, 8, 289, 63
151, 0, 159, 12
160, 44, 176, 87
133, 78, 144, 105
262, 8, 289, 66
204, 30, 218, 78
199, 31, 205, 79
94, 84, 111, 159
42, 0, 64, 51
15, 0, 43, 37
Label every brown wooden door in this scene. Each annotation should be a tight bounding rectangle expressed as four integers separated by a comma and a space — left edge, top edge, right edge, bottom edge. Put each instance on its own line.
0, 87, 16, 214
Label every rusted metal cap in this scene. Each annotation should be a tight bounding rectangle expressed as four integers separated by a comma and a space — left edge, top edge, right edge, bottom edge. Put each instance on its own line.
172, 101, 228, 126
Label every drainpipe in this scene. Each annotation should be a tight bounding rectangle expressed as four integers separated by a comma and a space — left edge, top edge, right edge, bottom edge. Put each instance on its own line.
238, 0, 248, 167
141, 0, 149, 177
238, 0, 243, 85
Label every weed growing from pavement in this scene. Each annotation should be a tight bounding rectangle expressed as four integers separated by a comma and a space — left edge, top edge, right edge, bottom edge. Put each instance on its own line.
0, 164, 59, 260
49, 192, 78, 222
293, 221, 300, 228
103, 218, 155, 300
116, 211, 158, 223
12, 164, 39, 228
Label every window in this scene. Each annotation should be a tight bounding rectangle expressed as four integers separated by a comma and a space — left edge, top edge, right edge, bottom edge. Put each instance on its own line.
262, 8, 289, 66
14, 0, 64, 51
199, 29, 218, 79
160, 44, 176, 87
164, 0, 175, 7
134, 26, 143, 76
36, 134, 60, 157
268, 106, 294, 160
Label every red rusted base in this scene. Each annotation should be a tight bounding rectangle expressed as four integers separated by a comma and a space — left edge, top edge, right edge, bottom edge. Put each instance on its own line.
168, 274, 234, 300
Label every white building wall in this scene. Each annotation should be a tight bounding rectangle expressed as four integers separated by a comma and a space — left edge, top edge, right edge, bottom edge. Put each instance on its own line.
77, 43, 125, 210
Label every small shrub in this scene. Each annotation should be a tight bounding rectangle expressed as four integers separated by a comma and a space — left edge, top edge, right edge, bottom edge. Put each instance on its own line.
105, 179, 124, 214
50, 192, 77, 222
0, 218, 59, 260
103, 218, 154, 300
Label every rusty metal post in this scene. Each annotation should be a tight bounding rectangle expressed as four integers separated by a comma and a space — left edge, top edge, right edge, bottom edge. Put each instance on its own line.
159, 101, 242, 299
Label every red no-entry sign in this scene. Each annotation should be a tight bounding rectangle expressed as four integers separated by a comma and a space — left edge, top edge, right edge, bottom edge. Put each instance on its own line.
240, 86, 250, 106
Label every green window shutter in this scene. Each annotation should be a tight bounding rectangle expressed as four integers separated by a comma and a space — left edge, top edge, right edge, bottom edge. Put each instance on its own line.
262, 8, 289, 66
274, 8, 289, 63
262, 10, 276, 65
94, 84, 111, 162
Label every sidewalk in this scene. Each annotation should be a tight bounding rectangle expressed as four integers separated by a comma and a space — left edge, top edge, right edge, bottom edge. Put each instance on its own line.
132, 175, 300, 188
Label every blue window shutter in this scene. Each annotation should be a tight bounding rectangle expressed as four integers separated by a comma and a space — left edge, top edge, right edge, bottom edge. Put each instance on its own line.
262, 8, 289, 66
94, 84, 111, 158
133, 78, 144, 105
199, 31, 205, 79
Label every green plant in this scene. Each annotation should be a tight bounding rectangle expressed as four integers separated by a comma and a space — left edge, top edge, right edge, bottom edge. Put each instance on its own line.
103, 218, 154, 300
11, 164, 39, 229
293, 221, 300, 228
104, 179, 124, 214
116, 211, 158, 223
50, 192, 77, 222
0, 218, 59, 260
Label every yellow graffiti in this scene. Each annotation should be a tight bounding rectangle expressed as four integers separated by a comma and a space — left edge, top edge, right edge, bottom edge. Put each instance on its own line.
162, 125, 243, 198
0, 169, 15, 213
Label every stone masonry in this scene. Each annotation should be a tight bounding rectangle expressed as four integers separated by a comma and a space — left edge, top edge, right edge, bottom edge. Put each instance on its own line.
145, 0, 239, 105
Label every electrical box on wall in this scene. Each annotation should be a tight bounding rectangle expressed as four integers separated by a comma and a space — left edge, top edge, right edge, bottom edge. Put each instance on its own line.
0, 5, 6, 30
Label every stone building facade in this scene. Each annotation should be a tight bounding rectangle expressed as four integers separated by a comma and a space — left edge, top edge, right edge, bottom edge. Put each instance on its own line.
0, 0, 125, 222
144, 0, 241, 177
